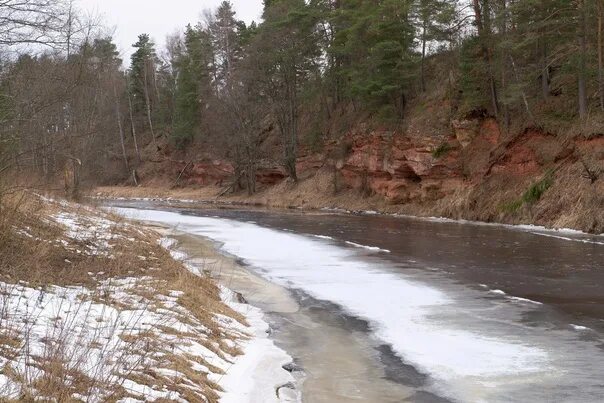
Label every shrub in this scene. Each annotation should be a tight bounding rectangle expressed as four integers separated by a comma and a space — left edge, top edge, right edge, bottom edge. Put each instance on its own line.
522, 171, 553, 204
432, 142, 452, 159
501, 171, 554, 215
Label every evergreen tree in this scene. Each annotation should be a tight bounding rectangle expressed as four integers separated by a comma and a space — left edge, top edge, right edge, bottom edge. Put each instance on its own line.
129, 34, 159, 145
87, 38, 121, 70
209, 1, 243, 91
172, 25, 213, 147
413, 0, 457, 92
332, 0, 417, 117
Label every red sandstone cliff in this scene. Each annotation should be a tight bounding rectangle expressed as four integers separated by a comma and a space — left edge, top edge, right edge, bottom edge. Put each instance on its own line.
100, 116, 604, 233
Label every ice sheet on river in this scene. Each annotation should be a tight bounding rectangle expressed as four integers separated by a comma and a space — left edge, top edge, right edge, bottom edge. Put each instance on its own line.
114, 207, 604, 402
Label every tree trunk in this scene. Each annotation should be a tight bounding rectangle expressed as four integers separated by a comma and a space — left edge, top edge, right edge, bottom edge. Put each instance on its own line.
598, 1, 604, 111
143, 60, 157, 146
399, 92, 406, 119
578, 0, 588, 119
152, 65, 161, 104
510, 55, 534, 121
113, 83, 129, 174
473, 0, 500, 116
421, 19, 427, 93
499, 0, 509, 131
127, 88, 141, 162
539, 0, 550, 101
284, 73, 298, 182
246, 157, 256, 196
541, 38, 549, 99
66, 1, 74, 58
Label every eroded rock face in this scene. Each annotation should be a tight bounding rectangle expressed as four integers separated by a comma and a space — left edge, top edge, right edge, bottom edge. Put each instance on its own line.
336, 128, 465, 204
328, 116, 593, 205
488, 130, 564, 177
168, 117, 598, 213
296, 148, 326, 174
452, 119, 481, 148
256, 167, 286, 185
172, 159, 287, 187
174, 160, 233, 186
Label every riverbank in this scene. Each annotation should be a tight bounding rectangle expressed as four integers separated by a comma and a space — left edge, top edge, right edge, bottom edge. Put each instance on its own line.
0, 195, 297, 402
90, 165, 604, 234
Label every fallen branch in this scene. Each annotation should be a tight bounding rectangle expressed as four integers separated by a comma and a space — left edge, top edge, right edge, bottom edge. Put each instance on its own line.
218, 172, 244, 197
171, 162, 192, 189
579, 159, 599, 183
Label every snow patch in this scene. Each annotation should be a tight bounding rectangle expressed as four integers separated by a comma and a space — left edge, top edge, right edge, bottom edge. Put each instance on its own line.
507, 296, 543, 305
0, 277, 237, 401
159, 237, 299, 403
344, 241, 391, 253
310, 234, 334, 240
217, 287, 299, 403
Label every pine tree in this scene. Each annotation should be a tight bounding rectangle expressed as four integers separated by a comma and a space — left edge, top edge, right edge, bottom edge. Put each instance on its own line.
172, 25, 213, 147
413, 0, 457, 93
129, 34, 159, 146
209, 1, 242, 91
332, 0, 417, 118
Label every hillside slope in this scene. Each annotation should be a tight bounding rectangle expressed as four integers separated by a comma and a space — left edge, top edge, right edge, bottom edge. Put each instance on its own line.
93, 110, 604, 234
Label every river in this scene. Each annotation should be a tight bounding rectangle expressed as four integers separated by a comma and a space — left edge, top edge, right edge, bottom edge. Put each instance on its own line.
108, 201, 604, 403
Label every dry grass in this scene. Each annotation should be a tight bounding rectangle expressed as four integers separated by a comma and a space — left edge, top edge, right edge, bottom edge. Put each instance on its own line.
536, 164, 604, 233
0, 192, 248, 401
430, 161, 604, 233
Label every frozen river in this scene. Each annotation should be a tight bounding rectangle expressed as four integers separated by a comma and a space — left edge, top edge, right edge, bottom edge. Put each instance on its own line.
111, 202, 604, 402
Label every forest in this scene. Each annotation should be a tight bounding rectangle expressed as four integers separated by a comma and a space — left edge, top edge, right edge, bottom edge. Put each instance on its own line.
1, 0, 603, 196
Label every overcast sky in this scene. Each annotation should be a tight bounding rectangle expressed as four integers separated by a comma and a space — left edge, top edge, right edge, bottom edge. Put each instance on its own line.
78, 0, 263, 62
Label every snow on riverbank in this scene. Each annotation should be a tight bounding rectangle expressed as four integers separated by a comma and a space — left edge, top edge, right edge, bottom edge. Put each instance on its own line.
413, 215, 604, 240
161, 240, 299, 403
1, 197, 297, 402
0, 277, 218, 401
217, 288, 299, 403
